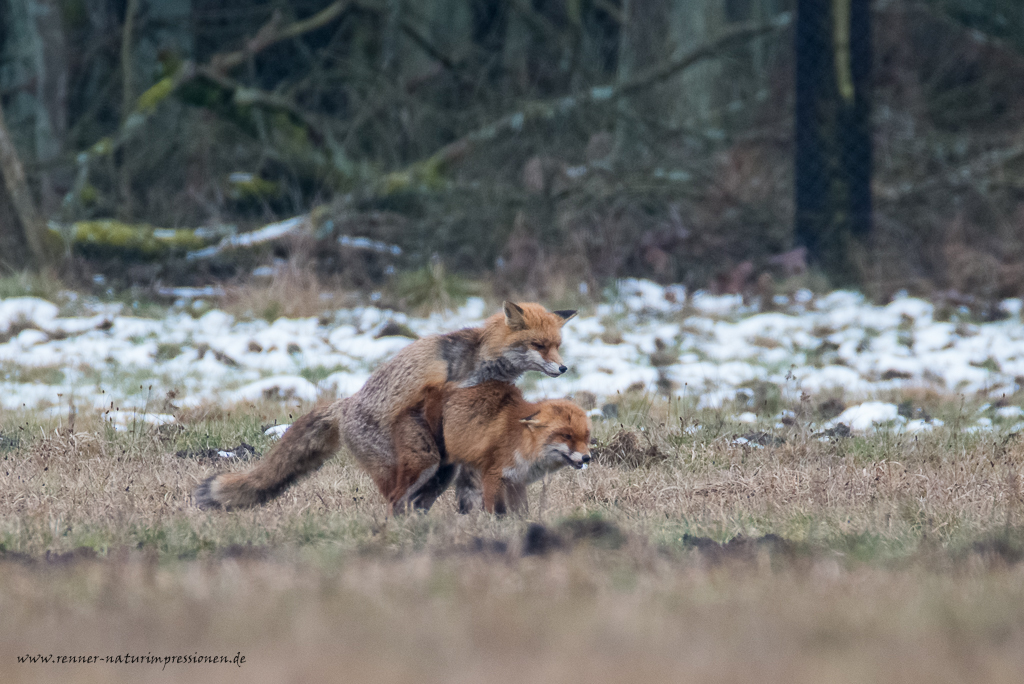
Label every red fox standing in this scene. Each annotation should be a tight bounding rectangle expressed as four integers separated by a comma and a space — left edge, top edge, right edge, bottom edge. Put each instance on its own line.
193, 302, 576, 512
419, 381, 592, 515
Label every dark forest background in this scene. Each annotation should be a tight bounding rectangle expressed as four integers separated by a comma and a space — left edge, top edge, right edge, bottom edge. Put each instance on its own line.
1, 0, 1024, 309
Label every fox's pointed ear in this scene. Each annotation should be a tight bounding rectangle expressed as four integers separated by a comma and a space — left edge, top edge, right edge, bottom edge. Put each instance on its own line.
553, 310, 577, 326
520, 412, 545, 429
503, 301, 528, 331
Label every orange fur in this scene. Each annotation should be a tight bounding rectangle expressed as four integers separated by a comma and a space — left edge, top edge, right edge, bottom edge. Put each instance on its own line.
411, 381, 591, 515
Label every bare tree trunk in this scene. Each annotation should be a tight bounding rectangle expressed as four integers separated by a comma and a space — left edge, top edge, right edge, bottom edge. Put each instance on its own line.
0, 98, 47, 270
613, 0, 634, 161
121, 0, 140, 124
1, 0, 69, 216
34, 0, 68, 215
118, 0, 140, 219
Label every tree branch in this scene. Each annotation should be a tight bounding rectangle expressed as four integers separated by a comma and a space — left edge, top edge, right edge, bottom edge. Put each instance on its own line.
208, 2, 354, 75
877, 141, 1024, 200
380, 18, 791, 191
619, 18, 790, 96
510, 0, 573, 51
63, 1, 356, 215
196, 67, 328, 138
398, 18, 474, 87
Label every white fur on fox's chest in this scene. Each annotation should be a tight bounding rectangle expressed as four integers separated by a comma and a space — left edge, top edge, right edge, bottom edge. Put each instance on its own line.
502, 445, 569, 485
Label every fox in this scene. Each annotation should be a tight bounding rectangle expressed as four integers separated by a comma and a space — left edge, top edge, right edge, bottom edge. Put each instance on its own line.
417, 380, 592, 515
193, 301, 576, 512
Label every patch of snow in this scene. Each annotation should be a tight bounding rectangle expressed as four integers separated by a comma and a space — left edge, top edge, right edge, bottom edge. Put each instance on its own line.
884, 296, 933, 323
793, 288, 814, 304
904, 419, 941, 434
0, 297, 58, 334
617, 279, 681, 313
1000, 299, 1022, 317
995, 405, 1024, 420
102, 410, 176, 431
12, 328, 48, 348
832, 402, 901, 432
696, 389, 736, 410
226, 376, 318, 404
265, 424, 291, 439
796, 365, 873, 395
321, 371, 371, 397
2, 278, 1024, 425
691, 291, 743, 315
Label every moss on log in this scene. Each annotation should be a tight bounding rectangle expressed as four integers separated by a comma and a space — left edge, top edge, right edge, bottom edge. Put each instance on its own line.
62, 220, 210, 260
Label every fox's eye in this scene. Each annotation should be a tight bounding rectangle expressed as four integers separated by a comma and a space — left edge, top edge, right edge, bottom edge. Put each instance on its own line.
531, 342, 546, 352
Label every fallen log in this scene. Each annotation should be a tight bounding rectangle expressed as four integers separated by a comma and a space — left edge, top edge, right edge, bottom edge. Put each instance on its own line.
50, 215, 402, 263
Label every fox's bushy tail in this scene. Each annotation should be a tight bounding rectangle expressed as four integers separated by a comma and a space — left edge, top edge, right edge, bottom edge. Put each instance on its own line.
194, 400, 347, 510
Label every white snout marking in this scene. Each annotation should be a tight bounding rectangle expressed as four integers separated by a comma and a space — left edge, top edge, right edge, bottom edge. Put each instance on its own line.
564, 451, 590, 469
528, 350, 552, 370
536, 356, 569, 376
526, 349, 564, 377
542, 361, 564, 377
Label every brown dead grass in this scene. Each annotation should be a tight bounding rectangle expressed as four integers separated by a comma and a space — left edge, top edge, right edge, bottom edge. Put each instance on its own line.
2, 410, 1023, 555
591, 426, 670, 468
3, 401, 1024, 682
219, 259, 356, 321
2, 550, 1024, 684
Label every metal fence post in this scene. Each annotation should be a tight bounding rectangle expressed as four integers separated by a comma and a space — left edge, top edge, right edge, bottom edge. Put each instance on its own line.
794, 0, 872, 286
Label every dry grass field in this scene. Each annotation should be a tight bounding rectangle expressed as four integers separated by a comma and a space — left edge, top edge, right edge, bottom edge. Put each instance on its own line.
2, 393, 1024, 683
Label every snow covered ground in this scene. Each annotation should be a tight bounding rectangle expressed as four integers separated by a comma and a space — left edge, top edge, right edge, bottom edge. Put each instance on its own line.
2, 279, 1024, 434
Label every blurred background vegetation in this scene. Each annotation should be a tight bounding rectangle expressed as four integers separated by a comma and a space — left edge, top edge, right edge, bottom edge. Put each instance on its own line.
1, 0, 1023, 307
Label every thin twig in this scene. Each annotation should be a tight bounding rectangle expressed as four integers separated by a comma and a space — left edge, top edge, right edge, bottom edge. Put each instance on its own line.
389, 18, 791, 186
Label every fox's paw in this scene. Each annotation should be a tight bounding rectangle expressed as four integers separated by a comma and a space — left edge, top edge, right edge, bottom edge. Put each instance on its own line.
193, 476, 224, 510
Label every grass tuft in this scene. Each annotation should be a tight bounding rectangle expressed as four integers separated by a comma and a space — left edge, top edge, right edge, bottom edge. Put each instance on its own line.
390, 260, 474, 314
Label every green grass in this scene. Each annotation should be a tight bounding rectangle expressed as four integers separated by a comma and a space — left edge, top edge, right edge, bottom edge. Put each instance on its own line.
298, 364, 351, 384
0, 271, 62, 300
0, 363, 66, 385
390, 261, 475, 314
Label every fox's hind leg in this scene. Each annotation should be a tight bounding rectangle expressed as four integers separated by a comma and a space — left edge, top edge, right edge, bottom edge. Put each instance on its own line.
399, 384, 458, 510
389, 409, 447, 513
338, 401, 399, 499
407, 463, 458, 511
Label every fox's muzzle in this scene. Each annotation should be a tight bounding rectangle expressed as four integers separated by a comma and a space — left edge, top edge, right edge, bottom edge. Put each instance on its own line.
564, 451, 591, 470
542, 361, 568, 377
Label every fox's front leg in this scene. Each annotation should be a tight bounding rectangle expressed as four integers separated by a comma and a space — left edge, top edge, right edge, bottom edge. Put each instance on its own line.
502, 481, 528, 515
481, 470, 509, 515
